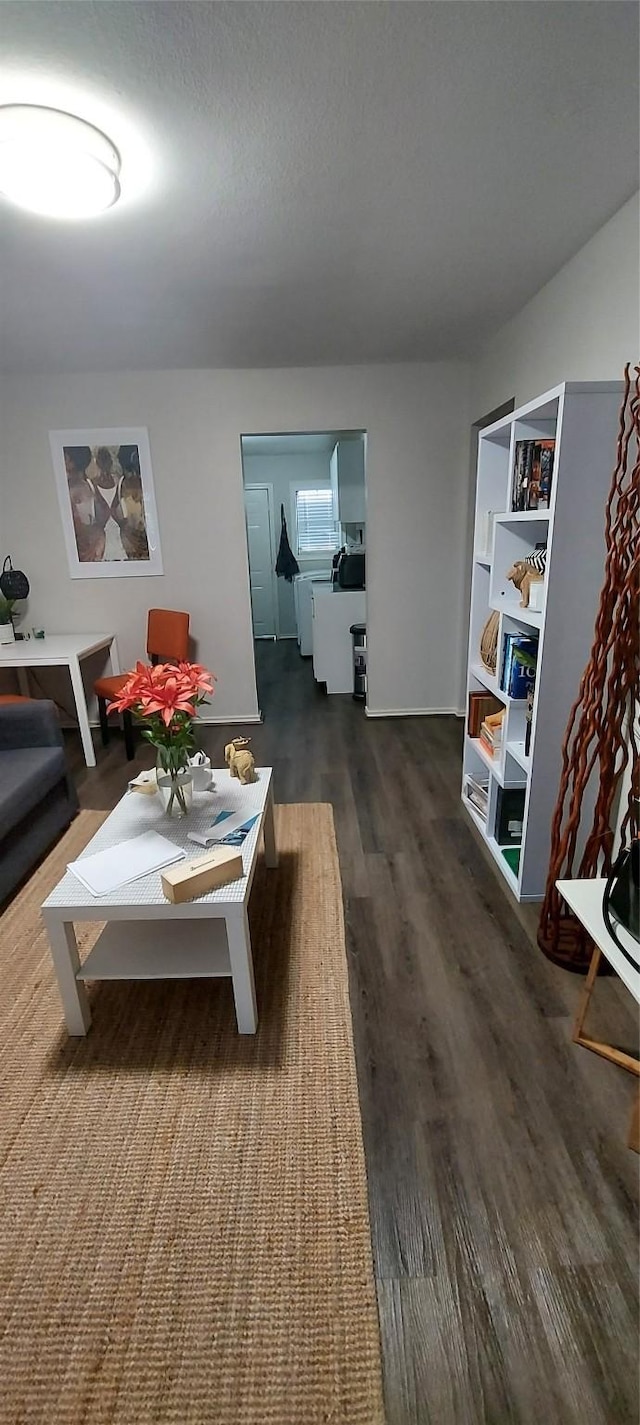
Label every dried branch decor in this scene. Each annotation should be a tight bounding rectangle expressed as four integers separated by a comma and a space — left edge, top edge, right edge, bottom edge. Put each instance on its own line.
538, 366, 640, 970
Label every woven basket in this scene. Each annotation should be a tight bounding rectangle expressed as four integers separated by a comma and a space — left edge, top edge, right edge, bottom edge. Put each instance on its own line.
480, 610, 499, 674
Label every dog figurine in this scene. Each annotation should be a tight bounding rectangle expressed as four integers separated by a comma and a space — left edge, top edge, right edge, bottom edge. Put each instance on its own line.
506, 560, 544, 609
224, 737, 257, 785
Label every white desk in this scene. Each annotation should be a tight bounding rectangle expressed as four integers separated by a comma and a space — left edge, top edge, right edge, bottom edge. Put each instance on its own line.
0, 633, 120, 767
557, 877, 639, 1151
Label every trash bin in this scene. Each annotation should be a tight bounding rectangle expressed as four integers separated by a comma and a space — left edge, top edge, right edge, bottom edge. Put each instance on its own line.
350, 623, 367, 702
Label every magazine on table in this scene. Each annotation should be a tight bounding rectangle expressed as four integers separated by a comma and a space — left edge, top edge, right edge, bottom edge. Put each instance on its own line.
208, 809, 260, 846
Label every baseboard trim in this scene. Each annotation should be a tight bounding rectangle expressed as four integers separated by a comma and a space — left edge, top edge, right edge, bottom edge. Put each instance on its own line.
64, 712, 263, 731
365, 706, 462, 719
197, 713, 263, 726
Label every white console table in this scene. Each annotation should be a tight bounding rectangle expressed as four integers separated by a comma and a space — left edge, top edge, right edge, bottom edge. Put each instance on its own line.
557, 877, 639, 1153
0, 633, 119, 767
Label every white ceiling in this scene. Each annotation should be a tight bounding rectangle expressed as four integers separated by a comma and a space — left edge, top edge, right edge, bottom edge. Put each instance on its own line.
242, 433, 340, 456
0, 1, 638, 375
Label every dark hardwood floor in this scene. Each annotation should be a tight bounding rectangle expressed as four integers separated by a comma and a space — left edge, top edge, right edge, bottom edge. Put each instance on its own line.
68, 640, 639, 1425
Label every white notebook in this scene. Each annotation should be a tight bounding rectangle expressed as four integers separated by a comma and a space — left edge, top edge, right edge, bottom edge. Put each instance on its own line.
68, 832, 186, 896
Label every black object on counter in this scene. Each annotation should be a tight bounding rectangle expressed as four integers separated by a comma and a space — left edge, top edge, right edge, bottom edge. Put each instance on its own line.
337, 552, 365, 589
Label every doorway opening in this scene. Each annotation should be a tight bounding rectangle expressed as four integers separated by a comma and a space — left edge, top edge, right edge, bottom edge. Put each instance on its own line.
240, 430, 367, 696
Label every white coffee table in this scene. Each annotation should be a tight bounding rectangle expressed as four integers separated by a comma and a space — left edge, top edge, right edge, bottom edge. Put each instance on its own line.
42, 768, 277, 1036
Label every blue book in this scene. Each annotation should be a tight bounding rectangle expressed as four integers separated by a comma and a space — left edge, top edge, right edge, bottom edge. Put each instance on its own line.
500, 633, 518, 692
507, 638, 538, 699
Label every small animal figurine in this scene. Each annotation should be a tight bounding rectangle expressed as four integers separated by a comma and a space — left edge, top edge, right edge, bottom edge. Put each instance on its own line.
224, 737, 257, 785
506, 559, 544, 609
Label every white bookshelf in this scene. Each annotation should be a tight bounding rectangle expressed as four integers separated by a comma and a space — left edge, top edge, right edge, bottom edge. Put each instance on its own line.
462, 381, 622, 902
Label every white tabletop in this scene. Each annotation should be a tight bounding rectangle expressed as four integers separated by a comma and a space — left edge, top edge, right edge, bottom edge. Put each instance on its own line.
43, 768, 273, 915
557, 878, 640, 1005
0, 633, 115, 666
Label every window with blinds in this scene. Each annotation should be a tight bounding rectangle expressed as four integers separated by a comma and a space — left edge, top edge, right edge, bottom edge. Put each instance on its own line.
295, 488, 339, 555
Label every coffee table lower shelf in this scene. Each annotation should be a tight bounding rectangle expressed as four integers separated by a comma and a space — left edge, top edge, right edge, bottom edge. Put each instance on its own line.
77, 920, 231, 980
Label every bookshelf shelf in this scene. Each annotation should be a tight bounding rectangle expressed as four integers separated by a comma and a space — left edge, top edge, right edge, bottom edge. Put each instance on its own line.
462, 381, 623, 902
490, 595, 538, 629
469, 662, 503, 699
496, 510, 552, 525
489, 598, 543, 631
469, 662, 526, 706
467, 735, 526, 790
506, 740, 530, 774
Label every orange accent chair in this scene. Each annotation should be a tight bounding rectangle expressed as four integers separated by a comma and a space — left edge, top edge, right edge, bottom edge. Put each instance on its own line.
0, 694, 33, 704
94, 609, 190, 761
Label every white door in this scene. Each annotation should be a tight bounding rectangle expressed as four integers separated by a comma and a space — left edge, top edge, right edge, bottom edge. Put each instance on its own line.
244, 486, 278, 639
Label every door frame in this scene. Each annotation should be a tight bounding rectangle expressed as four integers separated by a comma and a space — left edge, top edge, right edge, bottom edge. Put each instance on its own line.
243, 482, 280, 640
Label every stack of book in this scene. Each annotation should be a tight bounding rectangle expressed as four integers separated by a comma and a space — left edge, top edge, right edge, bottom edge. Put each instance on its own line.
467, 691, 502, 737
463, 774, 489, 821
479, 712, 504, 758
512, 439, 555, 512
500, 633, 538, 700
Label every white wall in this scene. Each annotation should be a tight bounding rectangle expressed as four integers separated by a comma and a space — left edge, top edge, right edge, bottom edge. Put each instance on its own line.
472, 193, 639, 417
0, 363, 471, 719
242, 449, 333, 640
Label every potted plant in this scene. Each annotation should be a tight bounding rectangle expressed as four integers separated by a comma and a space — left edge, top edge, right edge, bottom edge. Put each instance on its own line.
0, 593, 15, 644
109, 661, 215, 816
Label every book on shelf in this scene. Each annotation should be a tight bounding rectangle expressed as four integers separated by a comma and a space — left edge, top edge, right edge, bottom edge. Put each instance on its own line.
500, 633, 538, 700
479, 717, 503, 756
512, 439, 555, 512
467, 690, 503, 738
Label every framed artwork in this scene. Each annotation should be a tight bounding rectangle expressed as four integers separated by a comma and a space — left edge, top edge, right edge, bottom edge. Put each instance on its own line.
49, 427, 163, 578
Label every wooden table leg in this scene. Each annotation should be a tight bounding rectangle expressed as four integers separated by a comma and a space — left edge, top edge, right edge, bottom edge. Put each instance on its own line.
572, 943, 601, 1045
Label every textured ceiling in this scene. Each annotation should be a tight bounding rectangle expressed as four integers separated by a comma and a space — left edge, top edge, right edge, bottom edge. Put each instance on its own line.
243, 433, 341, 456
0, 1, 638, 374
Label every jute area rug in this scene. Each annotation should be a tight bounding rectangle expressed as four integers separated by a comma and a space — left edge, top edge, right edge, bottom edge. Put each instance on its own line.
0, 804, 385, 1425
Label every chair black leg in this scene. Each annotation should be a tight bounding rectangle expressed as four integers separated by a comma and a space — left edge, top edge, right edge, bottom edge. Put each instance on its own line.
123, 709, 135, 761
98, 696, 109, 747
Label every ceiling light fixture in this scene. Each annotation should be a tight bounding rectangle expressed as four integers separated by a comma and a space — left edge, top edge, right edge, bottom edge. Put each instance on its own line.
0, 104, 121, 218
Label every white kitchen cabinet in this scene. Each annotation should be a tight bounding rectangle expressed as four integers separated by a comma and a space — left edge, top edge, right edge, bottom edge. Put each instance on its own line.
312, 585, 366, 694
330, 439, 366, 526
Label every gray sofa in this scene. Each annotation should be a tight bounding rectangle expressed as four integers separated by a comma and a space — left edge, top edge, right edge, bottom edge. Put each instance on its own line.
0, 700, 78, 903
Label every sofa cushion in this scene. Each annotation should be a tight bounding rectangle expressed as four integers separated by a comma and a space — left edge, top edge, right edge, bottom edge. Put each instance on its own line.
0, 747, 67, 838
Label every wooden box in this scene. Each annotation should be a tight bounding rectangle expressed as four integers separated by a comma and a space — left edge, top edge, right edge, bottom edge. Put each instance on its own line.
161, 846, 243, 903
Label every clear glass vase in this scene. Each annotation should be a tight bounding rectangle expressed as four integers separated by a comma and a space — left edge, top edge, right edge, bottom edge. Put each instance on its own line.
156, 749, 193, 818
